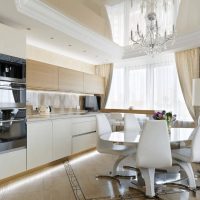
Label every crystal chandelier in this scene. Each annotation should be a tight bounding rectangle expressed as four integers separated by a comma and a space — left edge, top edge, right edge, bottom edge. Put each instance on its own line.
130, 0, 178, 56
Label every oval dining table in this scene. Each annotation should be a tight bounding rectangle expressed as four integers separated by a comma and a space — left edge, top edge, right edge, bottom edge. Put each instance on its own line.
100, 128, 194, 196
100, 128, 194, 145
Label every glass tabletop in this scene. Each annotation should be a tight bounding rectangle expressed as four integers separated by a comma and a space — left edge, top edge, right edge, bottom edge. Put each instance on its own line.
100, 128, 194, 144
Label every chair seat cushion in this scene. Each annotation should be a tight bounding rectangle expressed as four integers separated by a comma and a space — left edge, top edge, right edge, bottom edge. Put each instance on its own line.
172, 148, 192, 162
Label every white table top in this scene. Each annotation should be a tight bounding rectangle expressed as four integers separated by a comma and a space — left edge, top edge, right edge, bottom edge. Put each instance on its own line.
100, 128, 194, 144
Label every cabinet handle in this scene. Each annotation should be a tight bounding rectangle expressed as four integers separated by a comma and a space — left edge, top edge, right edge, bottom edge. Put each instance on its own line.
72, 131, 96, 138
0, 119, 25, 123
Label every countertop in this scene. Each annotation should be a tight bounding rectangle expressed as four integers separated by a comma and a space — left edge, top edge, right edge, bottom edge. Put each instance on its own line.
26, 111, 99, 122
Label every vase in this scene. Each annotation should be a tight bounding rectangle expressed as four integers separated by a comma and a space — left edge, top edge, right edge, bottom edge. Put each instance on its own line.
167, 121, 172, 133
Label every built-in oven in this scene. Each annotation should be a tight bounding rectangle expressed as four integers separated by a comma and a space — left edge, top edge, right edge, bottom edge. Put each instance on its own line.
0, 53, 26, 152
0, 81, 26, 108
0, 53, 26, 83
0, 108, 26, 152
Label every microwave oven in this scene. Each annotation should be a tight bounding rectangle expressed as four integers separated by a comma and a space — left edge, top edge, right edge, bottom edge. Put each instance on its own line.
0, 53, 26, 83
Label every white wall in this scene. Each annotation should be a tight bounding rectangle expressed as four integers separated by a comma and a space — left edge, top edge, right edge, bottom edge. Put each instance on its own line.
26, 45, 95, 74
176, 0, 200, 36
0, 23, 26, 58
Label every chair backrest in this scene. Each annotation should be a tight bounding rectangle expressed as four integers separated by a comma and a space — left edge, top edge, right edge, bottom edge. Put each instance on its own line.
191, 125, 200, 162
110, 113, 123, 121
124, 114, 141, 132
96, 114, 112, 136
96, 114, 113, 153
136, 120, 172, 169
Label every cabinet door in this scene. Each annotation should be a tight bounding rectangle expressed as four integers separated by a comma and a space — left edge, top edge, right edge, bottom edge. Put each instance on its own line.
58, 68, 84, 92
52, 118, 72, 160
27, 120, 53, 170
71, 116, 97, 154
84, 73, 105, 94
72, 132, 97, 154
72, 117, 96, 136
0, 148, 26, 180
0, 23, 26, 59
27, 60, 59, 90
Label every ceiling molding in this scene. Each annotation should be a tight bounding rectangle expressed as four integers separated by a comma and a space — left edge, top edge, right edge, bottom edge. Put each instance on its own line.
15, 0, 123, 59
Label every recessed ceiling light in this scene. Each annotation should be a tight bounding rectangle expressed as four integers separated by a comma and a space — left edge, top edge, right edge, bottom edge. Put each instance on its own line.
50, 37, 54, 40
26, 28, 31, 31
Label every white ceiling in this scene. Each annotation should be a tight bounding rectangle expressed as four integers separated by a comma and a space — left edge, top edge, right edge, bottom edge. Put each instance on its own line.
1, 0, 200, 65
0, 0, 122, 65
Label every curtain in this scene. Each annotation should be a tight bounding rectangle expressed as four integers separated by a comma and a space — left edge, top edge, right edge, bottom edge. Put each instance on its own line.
106, 54, 192, 121
95, 63, 114, 108
175, 48, 200, 121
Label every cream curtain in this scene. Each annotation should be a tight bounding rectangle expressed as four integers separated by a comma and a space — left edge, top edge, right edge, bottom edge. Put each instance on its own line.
175, 48, 200, 121
95, 63, 114, 108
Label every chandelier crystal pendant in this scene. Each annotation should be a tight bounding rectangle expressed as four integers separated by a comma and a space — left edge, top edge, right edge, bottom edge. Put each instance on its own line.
130, 0, 178, 56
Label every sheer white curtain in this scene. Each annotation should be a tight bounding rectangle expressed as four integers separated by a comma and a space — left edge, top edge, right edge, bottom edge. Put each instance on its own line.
106, 54, 192, 121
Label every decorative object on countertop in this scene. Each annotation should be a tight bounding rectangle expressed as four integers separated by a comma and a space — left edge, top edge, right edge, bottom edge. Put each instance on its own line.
153, 110, 176, 130
38, 105, 51, 115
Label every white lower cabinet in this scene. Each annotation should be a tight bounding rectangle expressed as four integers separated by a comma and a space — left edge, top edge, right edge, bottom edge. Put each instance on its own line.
26, 115, 97, 169
0, 148, 26, 180
72, 132, 97, 154
72, 116, 97, 154
27, 120, 53, 170
52, 118, 71, 160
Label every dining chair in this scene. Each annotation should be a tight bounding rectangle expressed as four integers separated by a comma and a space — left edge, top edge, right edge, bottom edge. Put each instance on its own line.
96, 114, 136, 180
124, 113, 141, 132
110, 113, 124, 131
136, 120, 172, 197
171, 125, 200, 190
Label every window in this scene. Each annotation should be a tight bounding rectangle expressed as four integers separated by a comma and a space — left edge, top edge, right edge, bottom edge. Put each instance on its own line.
106, 54, 192, 121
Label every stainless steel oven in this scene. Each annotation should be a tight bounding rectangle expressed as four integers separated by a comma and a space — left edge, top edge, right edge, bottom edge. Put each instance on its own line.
0, 108, 26, 152
0, 53, 26, 152
0, 81, 26, 108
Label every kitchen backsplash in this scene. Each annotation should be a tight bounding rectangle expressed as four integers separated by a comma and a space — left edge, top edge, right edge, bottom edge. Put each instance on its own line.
27, 90, 80, 109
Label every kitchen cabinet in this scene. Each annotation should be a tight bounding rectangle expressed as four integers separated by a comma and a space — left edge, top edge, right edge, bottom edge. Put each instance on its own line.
0, 148, 26, 180
52, 118, 72, 160
58, 68, 84, 92
27, 59, 59, 90
27, 116, 97, 169
72, 132, 97, 154
27, 120, 53, 170
26, 59, 105, 95
0, 23, 26, 59
72, 116, 97, 154
84, 73, 105, 94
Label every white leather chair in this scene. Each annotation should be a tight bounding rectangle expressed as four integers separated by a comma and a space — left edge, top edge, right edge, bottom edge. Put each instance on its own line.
136, 120, 172, 197
124, 114, 141, 132
96, 114, 136, 177
110, 113, 124, 131
172, 125, 200, 190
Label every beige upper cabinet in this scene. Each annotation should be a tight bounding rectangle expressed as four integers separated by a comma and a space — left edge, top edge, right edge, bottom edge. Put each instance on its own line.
27, 59, 105, 94
84, 73, 105, 94
58, 68, 84, 92
27, 60, 59, 90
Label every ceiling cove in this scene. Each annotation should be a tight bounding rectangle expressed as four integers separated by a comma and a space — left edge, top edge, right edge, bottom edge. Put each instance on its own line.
15, 0, 123, 61
15, 0, 200, 60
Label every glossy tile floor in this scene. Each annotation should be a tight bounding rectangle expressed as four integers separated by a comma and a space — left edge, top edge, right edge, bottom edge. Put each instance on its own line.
0, 150, 200, 200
